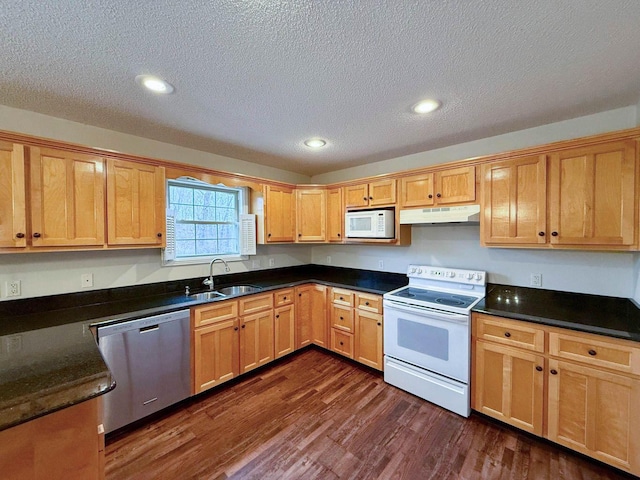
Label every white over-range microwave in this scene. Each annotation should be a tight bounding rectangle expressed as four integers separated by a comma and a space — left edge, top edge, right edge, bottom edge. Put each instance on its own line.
345, 209, 395, 238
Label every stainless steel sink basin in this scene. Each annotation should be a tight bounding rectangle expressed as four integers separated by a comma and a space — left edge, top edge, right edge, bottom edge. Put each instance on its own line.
190, 291, 226, 301
217, 285, 262, 296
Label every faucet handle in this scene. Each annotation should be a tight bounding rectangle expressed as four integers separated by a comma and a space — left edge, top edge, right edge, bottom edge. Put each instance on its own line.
203, 278, 213, 286
185, 286, 190, 295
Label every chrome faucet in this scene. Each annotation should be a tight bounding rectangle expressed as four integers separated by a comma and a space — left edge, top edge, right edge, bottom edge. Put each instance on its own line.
203, 258, 230, 290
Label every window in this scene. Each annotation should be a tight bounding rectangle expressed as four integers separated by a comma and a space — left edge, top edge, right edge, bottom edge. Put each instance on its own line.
165, 177, 250, 264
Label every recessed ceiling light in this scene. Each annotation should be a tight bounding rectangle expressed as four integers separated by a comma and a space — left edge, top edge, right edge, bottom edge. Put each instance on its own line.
412, 99, 441, 114
304, 138, 327, 148
135, 75, 175, 94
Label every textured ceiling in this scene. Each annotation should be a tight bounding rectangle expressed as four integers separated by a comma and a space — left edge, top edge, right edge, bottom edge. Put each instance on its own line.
1, 1, 640, 176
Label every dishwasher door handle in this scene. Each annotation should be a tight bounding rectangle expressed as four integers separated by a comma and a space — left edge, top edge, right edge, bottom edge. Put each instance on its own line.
139, 324, 159, 334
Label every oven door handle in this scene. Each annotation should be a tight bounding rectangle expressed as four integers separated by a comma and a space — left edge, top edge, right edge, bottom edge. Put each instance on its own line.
383, 300, 469, 324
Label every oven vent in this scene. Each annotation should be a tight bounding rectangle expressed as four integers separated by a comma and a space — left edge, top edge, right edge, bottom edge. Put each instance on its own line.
399, 205, 480, 225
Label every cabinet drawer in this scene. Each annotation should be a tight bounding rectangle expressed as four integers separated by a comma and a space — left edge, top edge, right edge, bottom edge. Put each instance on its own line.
331, 305, 354, 332
274, 288, 294, 307
356, 293, 382, 313
549, 330, 640, 375
239, 293, 273, 316
474, 314, 545, 352
331, 288, 354, 306
331, 329, 354, 359
193, 300, 238, 328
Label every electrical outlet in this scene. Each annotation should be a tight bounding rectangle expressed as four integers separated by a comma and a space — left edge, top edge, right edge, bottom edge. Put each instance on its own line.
6, 280, 21, 297
252, 259, 261, 269
530, 273, 542, 287
268, 258, 275, 267
378, 260, 384, 269
326, 255, 332, 264
81, 273, 93, 288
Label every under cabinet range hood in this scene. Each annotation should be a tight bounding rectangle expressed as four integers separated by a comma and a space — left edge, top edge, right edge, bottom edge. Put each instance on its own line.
399, 205, 481, 225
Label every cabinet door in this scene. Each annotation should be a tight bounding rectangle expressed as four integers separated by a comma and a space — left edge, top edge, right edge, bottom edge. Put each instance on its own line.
193, 319, 239, 393
369, 179, 396, 206
240, 310, 274, 374
547, 359, 640, 474
274, 304, 295, 358
344, 183, 369, 208
296, 189, 326, 242
354, 310, 383, 370
264, 184, 295, 242
434, 166, 476, 205
295, 285, 313, 349
400, 173, 434, 208
30, 147, 105, 247
481, 155, 547, 245
473, 341, 544, 436
326, 187, 344, 242
0, 142, 26, 248
107, 159, 165, 246
548, 140, 636, 247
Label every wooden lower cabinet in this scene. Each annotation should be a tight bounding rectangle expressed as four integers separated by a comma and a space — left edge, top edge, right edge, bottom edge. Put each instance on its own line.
193, 316, 239, 394
354, 310, 383, 371
472, 313, 640, 476
274, 304, 295, 358
473, 340, 544, 435
547, 359, 640, 473
295, 284, 328, 349
239, 310, 274, 374
0, 398, 103, 480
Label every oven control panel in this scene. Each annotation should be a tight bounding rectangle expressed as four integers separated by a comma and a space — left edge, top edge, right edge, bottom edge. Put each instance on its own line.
407, 265, 485, 285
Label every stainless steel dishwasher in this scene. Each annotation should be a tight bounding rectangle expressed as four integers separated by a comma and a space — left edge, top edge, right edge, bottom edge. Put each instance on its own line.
97, 309, 191, 433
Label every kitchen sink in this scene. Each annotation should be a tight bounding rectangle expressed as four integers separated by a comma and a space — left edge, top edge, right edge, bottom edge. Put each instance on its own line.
190, 291, 226, 301
217, 285, 262, 296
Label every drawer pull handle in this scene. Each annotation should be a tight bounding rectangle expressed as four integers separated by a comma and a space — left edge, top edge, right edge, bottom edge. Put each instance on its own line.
283, 296, 287, 300
340, 316, 344, 320
339, 297, 344, 300
550, 369, 558, 375
588, 349, 597, 356
504, 332, 511, 338
365, 302, 370, 306
535, 366, 543, 372
340, 341, 344, 346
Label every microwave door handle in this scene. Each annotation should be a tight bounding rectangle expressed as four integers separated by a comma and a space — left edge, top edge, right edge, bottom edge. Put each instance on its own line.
383, 300, 469, 324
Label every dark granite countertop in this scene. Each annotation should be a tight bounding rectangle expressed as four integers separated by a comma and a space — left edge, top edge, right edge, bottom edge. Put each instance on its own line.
474, 284, 640, 342
0, 265, 406, 431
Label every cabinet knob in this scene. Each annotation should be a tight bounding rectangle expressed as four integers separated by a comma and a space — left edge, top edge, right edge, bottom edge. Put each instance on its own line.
15, 232, 25, 239
550, 369, 558, 375
535, 366, 543, 372
504, 332, 511, 338
234, 326, 239, 331
436, 193, 442, 198
365, 302, 370, 306
276, 314, 280, 318
268, 233, 272, 237
551, 231, 558, 237
340, 341, 344, 346
369, 196, 373, 200
157, 233, 162, 238
538, 231, 545, 237
298, 293, 302, 297
340, 316, 344, 320
363, 197, 367, 201
283, 296, 287, 300
337, 233, 341, 237
377, 322, 381, 326
298, 233, 302, 237
339, 297, 344, 300
33, 232, 41, 238
588, 349, 597, 356
241, 325, 245, 329
428, 194, 433, 199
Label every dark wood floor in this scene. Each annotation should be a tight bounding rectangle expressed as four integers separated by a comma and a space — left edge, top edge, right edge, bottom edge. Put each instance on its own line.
105, 348, 630, 480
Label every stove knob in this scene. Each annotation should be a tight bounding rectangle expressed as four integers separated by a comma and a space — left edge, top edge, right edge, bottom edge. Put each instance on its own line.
417, 269, 423, 274
466, 273, 474, 279
447, 271, 456, 278
409, 267, 416, 274
475, 273, 483, 281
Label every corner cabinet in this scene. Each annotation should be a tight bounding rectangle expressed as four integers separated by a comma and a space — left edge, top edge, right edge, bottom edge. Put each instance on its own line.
0, 141, 26, 248
264, 184, 295, 242
472, 313, 640, 476
481, 140, 637, 250
106, 159, 165, 246
296, 188, 326, 242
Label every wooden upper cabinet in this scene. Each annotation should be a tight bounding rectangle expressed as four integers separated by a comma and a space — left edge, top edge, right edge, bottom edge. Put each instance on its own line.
30, 147, 105, 247
296, 188, 326, 242
481, 155, 547, 245
106, 159, 165, 246
0, 142, 26, 248
400, 166, 475, 208
548, 140, 636, 247
344, 179, 396, 208
264, 184, 295, 242
326, 187, 344, 242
